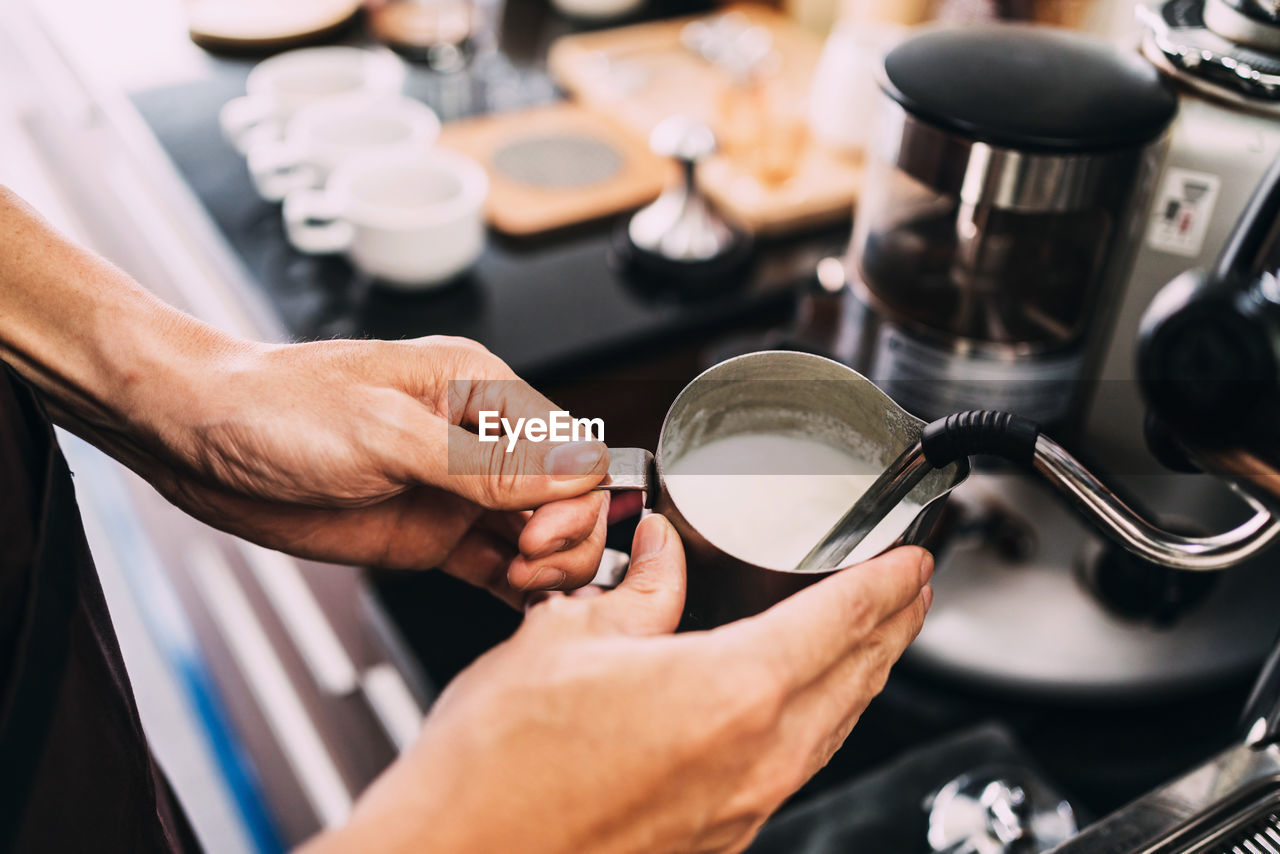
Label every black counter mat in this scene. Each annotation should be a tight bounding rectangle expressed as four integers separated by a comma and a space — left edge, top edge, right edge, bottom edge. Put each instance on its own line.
128, 52, 845, 385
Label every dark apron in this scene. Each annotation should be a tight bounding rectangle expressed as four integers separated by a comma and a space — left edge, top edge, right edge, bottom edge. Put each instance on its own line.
0, 365, 200, 853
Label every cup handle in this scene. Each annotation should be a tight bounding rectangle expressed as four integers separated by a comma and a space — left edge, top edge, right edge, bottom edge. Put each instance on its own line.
594, 448, 655, 508
219, 95, 277, 154
249, 139, 318, 202
283, 189, 354, 255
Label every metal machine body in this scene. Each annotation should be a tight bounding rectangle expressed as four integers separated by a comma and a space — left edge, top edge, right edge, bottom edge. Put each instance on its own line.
1052, 741, 1280, 853
839, 7, 1280, 700
844, 26, 1177, 429
1082, 0, 1280, 475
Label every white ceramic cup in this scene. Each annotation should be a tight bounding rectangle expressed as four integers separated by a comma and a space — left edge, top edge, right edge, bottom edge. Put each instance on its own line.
283, 148, 489, 289
220, 46, 406, 154
247, 94, 441, 201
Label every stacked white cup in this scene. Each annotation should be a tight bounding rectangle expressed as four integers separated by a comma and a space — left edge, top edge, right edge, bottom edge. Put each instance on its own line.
220, 46, 488, 289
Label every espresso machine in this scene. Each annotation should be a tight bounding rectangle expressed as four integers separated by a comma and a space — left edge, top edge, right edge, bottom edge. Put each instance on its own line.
1048, 152, 1280, 854
1087, 0, 1280, 465
835, 20, 1280, 701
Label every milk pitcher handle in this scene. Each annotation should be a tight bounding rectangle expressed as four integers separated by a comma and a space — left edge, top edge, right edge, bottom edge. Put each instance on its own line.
595, 448, 656, 508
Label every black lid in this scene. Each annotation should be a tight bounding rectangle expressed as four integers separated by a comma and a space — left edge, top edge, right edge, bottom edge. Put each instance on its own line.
882, 26, 1179, 153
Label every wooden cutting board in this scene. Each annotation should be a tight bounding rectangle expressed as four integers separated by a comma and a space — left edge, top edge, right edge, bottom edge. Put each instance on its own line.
438, 102, 672, 236
548, 3, 864, 236
187, 0, 362, 52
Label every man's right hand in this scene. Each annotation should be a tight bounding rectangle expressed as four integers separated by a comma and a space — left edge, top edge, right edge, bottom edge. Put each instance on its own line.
306, 515, 933, 854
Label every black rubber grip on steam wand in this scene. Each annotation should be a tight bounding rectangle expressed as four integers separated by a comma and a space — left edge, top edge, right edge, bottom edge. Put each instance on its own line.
920, 411, 1041, 468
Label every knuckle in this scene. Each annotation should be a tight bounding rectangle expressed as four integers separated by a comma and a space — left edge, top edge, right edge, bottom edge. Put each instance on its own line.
844, 592, 876, 637
423, 334, 490, 355
422, 336, 502, 384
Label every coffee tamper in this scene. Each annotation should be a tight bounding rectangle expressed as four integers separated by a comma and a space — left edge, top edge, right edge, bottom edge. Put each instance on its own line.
617, 115, 751, 284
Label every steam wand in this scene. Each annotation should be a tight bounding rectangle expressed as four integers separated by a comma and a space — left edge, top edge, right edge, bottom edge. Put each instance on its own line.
795, 411, 1280, 573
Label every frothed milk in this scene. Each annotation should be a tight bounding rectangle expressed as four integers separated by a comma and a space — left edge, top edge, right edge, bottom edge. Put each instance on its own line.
664, 433, 922, 570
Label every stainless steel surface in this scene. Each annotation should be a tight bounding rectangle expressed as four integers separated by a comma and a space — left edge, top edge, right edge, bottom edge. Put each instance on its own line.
1194, 445, 1280, 509
596, 351, 967, 627
838, 280, 1093, 423
1083, 67, 1280, 474
872, 100, 1150, 215
799, 426, 1280, 575
1204, 0, 1280, 52
1032, 435, 1280, 570
597, 447, 656, 500
1190, 810, 1280, 853
849, 21, 1280, 695
1139, 0, 1280, 105
627, 116, 740, 263
927, 768, 1077, 854
649, 113, 716, 163
794, 441, 937, 571
848, 77, 1166, 427
1051, 743, 1280, 853
911, 470, 1280, 697
590, 549, 631, 589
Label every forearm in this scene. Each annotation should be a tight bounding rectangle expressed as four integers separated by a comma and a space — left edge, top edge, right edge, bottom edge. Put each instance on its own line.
0, 187, 246, 455
294, 777, 466, 854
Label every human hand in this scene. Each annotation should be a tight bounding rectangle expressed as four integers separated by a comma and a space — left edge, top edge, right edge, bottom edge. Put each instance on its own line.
309, 517, 933, 854
104, 333, 611, 605
0, 189, 613, 600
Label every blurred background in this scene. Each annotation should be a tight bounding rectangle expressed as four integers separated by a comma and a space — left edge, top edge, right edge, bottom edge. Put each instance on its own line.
4, 0, 1280, 851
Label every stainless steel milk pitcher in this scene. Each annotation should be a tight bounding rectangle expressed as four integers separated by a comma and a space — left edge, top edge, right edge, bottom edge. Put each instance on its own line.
594, 351, 969, 628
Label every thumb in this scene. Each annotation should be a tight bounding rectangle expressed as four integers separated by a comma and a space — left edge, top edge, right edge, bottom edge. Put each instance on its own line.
589, 514, 686, 636
444, 426, 609, 510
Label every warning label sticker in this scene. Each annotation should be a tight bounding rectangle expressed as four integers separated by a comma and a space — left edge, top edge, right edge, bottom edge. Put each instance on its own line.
1145, 167, 1221, 258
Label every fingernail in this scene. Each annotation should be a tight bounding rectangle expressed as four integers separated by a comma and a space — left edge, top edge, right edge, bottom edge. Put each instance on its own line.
529, 537, 570, 560
918, 550, 935, 587
546, 441, 606, 479
632, 515, 668, 563
523, 567, 567, 591
922, 583, 934, 613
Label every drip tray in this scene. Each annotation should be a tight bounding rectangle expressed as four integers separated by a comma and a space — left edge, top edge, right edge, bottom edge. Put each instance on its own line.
1156, 782, 1280, 853
1056, 746, 1280, 854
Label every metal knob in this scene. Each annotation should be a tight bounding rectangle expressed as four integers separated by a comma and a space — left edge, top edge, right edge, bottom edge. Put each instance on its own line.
1203, 0, 1280, 53
626, 116, 746, 269
927, 768, 1077, 854
648, 114, 717, 164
